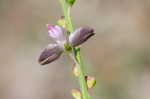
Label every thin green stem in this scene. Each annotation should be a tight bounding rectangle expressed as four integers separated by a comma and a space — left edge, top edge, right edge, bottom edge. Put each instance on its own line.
76, 50, 91, 99
58, 0, 91, 99
59, 0, 73, 32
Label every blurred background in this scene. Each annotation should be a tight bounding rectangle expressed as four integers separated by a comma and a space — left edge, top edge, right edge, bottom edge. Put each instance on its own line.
0, 0, 150, 99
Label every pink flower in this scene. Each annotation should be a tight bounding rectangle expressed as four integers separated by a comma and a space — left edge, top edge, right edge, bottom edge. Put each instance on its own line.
47, 24, 65, 43
38, 25, 95, 65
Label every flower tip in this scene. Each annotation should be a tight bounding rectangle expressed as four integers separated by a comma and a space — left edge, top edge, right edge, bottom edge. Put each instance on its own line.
38, 57, 49, 65
46, 24, 54, 30
87, 27, 94, 33
82, 27, 95, 34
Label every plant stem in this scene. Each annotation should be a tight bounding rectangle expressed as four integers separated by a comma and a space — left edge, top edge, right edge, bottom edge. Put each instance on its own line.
59, 0, 73, 32
58, 0, 91, 99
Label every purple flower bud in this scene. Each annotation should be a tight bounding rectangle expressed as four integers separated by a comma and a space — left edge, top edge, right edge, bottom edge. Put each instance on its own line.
38, 44, 63, 65
69, 27, 95, 47
47, 24, 65, 42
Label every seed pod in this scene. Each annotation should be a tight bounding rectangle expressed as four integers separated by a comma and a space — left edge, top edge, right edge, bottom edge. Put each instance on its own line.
85, 76, 96, 89
69, 27, 95, 47
72, 64, 80, 77
57, 16, 66, 28
71, 89, 82, 99
38, 44, 63, 65
47, 24, 65, 42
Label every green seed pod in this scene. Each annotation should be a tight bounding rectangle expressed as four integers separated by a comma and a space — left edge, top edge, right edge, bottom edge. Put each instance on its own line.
71, 89, 82, 99
72, 64, 80, 77
85, 76, 96, 89
57, 16, 66, 28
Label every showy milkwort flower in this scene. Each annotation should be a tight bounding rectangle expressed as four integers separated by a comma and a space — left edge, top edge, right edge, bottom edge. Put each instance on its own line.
38, 24, 95, 65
